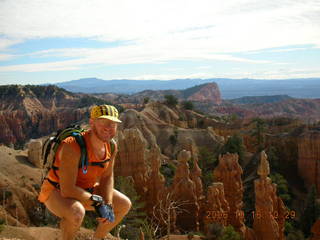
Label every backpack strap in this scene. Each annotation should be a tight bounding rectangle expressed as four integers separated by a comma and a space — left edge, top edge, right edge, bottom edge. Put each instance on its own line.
72, 132, 88, 174
42, 136, 56, 167
110, 138, 116, 154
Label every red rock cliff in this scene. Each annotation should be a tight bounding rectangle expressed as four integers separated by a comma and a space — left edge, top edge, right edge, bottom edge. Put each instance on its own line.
187, 82, 222, 105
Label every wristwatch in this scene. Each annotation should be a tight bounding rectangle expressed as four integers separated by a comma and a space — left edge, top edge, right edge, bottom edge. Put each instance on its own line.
90, 194, 104, 206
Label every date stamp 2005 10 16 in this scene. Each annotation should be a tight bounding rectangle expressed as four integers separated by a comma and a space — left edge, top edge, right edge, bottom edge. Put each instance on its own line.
205, 210, 296, 220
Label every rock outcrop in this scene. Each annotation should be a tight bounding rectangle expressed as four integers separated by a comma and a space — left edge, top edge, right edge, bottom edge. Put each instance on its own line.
297, 130, 320, 195
27, 140, 43, 168
120, 102, 224, 160
0, 85, 88, 146
0, 146, 42, 227
187, 82, 222, 105
310, 219, 320, 240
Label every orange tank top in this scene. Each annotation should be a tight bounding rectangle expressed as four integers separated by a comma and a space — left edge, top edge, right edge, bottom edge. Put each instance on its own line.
47, 131, 112, 189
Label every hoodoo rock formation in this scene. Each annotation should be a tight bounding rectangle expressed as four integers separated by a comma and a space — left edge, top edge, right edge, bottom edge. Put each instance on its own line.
204, 182, 229, 227
116, 128, 149, 196
146, 145, 167, 215
186, 138, 204, 201
171, 150, 200, 231
253, 151, 282, 240
213, 153, 246, 236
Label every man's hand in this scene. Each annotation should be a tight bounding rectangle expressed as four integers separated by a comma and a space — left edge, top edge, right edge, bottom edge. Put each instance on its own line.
96, 203, 115, 222
91, 194, 115, 222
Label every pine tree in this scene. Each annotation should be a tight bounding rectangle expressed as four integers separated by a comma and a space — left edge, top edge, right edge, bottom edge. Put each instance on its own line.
251, 118, 267, 151
221, 133, 245, 163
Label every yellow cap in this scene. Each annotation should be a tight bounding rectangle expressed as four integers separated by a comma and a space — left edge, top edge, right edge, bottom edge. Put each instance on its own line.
90, 105, 122, 123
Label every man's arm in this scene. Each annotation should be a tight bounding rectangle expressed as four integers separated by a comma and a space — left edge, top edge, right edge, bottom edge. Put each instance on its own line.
99, 141, 118, 205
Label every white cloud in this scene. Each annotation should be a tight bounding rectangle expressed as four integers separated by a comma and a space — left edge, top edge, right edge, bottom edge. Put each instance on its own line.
0, 0, 319, 79
0, 0, 319, 52
0, 44, 270, 73
0, 54, 16, 61
117, 68, 320, 80
0, 38, 22, 51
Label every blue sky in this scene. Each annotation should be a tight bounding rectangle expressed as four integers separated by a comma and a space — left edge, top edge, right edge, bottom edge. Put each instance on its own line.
0, 0, 319, 85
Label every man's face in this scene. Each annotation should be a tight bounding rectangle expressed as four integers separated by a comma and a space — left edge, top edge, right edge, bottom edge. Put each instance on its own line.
90, 118, 118, 143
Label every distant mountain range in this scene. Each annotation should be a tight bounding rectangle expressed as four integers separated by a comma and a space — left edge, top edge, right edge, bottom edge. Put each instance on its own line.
54, 77, 320, 99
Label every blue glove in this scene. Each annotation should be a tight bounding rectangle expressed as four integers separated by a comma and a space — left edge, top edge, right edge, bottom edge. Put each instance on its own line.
96, 204, 115, 222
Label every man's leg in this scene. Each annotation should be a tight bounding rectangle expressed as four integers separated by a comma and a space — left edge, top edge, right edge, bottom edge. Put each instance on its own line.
44, 189, 86, 240
93, 189, 132, 239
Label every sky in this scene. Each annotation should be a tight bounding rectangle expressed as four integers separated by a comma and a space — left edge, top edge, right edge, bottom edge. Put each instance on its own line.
0, 0, 320, 85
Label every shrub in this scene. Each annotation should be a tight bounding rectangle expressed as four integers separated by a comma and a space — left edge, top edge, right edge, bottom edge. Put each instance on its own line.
164, 95, 178, 107
182, 101, 194, 110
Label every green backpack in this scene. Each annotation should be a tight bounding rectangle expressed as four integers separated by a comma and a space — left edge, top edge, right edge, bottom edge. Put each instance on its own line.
41, 125, 115, 181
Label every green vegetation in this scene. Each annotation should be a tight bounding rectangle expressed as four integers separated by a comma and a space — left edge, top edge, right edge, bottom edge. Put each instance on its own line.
205, 223, 223, 240
164, 95, 178, 107
1, 189, 12, 200
82, 211, 98, 229
160, 163, 177, 186
82, 176, 147, 238
300, 185, 320, 237
0, 218, 5, 233
25, 85, 69, 98
218, 225, 242, 240
221, 134, 245, 164
0, 85, 20, 98
270, 173, 292, 205
285, 222, 306, 240
198, 147, 218, 190
113, 176, 147, 240
77, 96, 111, 108
251, 118, 267, 151
266, 146, 280, 171
243, 179, 255, 227
169, 129, 179, 146
143, 97, 150, 104
220, 114, 239, 125
182, 101, 194, 110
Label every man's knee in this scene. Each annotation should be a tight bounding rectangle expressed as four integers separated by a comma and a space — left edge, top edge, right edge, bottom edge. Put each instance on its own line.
121, 196, 132, 215
65, 202, 86, 227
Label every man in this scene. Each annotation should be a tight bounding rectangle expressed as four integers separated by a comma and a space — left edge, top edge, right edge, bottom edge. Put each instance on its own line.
38, 104, 131, 240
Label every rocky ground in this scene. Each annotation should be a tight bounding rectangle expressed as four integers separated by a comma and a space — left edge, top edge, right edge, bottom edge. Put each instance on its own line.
0, 225, 118, 240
